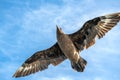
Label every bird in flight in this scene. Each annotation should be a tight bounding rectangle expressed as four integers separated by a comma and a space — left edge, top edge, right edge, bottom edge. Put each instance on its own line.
13, 12, 120, 78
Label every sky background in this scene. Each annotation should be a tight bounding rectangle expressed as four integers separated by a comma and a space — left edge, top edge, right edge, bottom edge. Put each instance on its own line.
0, 0, 120, 80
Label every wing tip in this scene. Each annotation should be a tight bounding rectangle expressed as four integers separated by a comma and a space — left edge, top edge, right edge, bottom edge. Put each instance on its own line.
104, 12, 120, 19
12, 73, 18, 78
12, 66, 24, 78
12, 61, 49, 78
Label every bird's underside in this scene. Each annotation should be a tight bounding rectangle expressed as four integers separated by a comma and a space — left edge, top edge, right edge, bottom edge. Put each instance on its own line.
13, 12, 120, 78
56, 26, 87, 72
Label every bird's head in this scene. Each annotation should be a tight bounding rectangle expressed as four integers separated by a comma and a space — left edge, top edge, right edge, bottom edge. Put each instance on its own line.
56, 25, 64, 34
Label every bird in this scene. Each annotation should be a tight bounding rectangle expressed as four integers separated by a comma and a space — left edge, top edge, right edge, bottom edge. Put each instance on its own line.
13, 12, 120, 78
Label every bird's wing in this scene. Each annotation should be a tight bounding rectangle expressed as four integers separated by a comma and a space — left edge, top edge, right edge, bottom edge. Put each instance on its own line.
13, 43, 66, 78
69, 12, 120, 50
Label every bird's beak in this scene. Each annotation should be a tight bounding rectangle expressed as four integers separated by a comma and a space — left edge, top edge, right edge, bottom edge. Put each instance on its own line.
56, 25, 63, 34
56, 25, 61, 31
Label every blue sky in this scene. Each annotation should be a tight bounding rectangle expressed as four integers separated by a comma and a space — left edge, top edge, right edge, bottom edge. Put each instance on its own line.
0, 0, 120, 80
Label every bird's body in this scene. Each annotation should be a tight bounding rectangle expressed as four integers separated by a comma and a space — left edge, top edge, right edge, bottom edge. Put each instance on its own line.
57, 27, 79, 63
56, 26, 87, 71
13, 12, 120, 78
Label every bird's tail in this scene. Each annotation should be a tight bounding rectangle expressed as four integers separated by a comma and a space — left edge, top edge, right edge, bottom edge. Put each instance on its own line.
71, 57, 87, 72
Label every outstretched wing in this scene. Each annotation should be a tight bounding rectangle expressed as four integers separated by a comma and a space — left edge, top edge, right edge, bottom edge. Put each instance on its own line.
13, 43, 66, 77
70, 12, 120, 51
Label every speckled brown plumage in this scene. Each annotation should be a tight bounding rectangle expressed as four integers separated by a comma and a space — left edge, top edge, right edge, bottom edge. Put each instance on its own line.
13, 12, 120, 78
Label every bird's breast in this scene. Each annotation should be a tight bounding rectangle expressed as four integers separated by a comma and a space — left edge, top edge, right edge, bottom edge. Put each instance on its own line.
57, 34, 79, 63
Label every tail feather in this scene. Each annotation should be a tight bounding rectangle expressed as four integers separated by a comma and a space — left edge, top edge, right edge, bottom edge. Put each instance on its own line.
71, 57, 87, 72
